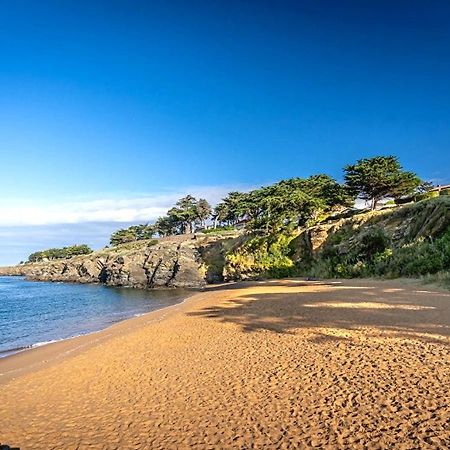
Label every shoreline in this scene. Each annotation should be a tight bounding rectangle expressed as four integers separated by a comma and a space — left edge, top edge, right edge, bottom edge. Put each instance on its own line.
0, 286, 201, 385
1, 276, 448, 386
2, 277, 449, 448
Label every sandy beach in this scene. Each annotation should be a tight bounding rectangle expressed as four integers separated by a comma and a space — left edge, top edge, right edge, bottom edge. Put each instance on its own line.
1, 279, 449, 449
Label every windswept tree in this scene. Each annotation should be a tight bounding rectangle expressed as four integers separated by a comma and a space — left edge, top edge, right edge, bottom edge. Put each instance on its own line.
110, 224, 155, 246
154, 215, 179, 237
28, 245, 93, 262
344, 156, 421, 210
213, 191, 249, 226
166, 195, 198, 234
196, 198, 212, 228
214, 175, 353, 233
154, 195, 213, 235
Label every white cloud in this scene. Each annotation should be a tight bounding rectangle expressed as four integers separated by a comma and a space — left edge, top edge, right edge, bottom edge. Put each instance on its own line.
0, 184, 263, 264
0, 185, 253, 227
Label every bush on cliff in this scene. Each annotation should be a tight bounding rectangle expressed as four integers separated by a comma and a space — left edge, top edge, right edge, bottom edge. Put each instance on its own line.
28, 244, 93, 262
224, 233, 297, 280
302, 227, 450, 279
110, 224, 155, 246
201, 225, 235, 235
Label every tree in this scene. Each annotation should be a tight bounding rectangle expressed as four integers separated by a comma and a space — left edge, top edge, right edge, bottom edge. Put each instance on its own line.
196, 198, 212, 228
344, 156, 421, 210
214, 191, 250, 226
171, 195, 198, 233
28, 245, 93, 262
110, 228, 137, 246
154, 215, 179, 237
213, 175, 352, 233
110, 224, 155, 246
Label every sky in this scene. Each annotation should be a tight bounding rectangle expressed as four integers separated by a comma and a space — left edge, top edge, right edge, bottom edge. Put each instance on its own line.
1, 0, 450, 264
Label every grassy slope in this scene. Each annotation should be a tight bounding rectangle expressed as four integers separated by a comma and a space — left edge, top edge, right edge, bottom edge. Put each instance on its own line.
224, 197, 450, 287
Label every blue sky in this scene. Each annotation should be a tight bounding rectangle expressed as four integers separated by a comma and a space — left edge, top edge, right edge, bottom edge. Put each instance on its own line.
1, 0, 450, 264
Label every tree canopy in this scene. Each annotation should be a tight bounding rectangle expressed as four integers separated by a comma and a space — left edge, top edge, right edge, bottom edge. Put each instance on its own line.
344, 156, 421, 209
106, 155, 422, 243
213, 175, 354, 233
28, 245, 93, 262
109, 196, 213, 243
154, 196, 212, 236
110, 224, 155, 246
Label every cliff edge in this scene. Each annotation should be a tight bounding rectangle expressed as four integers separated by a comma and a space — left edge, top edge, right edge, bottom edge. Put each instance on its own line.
0, 233, 243, 289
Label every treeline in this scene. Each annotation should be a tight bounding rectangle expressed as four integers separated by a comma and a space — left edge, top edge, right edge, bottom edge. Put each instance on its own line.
28, 245, 93, 262
109, 155, 425, 246
110, 196, 212, 245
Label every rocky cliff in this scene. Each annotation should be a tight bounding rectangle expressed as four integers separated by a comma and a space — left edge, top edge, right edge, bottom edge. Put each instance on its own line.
0, 233, 243, 289
291, 196, 450, 262
2, 197, 449, 287
288, 196, 450, 280
223, 196, 450, 281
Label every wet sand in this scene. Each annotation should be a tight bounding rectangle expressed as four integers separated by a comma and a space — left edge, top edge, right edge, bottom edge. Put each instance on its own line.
1, 279, 449, 449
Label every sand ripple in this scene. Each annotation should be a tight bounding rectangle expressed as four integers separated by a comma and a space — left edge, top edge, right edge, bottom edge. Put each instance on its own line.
1, 279, 449, 449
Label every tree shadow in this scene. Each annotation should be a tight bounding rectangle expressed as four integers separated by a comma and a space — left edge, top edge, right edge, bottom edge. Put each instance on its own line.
188, 283, 450, 345
204, 278, 337, 292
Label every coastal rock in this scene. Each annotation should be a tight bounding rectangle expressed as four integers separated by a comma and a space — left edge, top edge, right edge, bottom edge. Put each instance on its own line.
2, 197, 448, 288
290, 196, 450, 262
0, 233, 240, 289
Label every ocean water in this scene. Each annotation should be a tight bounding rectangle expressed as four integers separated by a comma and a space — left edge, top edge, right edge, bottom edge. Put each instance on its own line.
0, 276, 188, 357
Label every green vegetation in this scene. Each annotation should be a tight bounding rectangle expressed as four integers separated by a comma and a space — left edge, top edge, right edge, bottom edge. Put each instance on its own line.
29, 154, 447, 287
422, 271, 450, 289
201, 225, 235, 235
298, 197, 450, 280
110, 224, 155, 246
214, 174, 354, 232
225, 233, 296, 280
344, 156, 421, 210
154, 196, 212, 236
304, 228, 450, 279
108, 155, 425, 245
28, 245, 93, 262
108, 196, 213, 245
221, 197, 450, 283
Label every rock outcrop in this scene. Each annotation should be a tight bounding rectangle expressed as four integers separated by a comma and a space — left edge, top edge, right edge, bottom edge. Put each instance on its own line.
0, 233, 242, 289
2, 197, 449, 287
222, 197, 450, 281
290, 196, 450, 263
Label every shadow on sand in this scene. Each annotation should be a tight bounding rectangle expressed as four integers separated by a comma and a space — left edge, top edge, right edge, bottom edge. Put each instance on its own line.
190, 282, 450, 345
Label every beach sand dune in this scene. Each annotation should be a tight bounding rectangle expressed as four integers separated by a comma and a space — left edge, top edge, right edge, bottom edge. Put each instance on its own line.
1, 279, 449, 449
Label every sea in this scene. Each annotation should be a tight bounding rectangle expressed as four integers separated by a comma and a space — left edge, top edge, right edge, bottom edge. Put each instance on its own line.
0, 276, 187, 357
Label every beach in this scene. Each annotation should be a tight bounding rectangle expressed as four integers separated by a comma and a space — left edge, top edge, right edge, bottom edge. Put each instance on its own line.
1, 279, 449, 449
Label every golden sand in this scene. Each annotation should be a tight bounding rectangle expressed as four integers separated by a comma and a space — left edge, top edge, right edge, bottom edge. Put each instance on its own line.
1, 279, 449, 449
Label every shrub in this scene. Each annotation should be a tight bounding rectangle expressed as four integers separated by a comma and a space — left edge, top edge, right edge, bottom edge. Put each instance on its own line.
28, 245, 93, 262
110, 224, 155, 246
202, 225, 235, 234
395, 196, 414, 205
380, 231, 450, 277
414, 191, 439, 202
357, 227, 390, 261
225, 233, 296, 280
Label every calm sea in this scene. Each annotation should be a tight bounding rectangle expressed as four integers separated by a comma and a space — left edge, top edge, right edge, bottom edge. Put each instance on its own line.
0, 276, 187, 357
